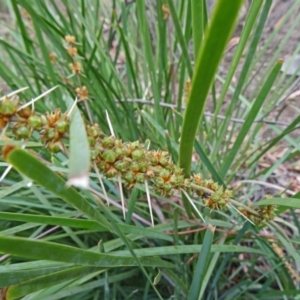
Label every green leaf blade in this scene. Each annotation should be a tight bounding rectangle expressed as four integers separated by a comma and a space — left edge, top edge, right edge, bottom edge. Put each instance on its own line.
179, 0, 244, 213
4, 147, 112, 231
188, 226, 214, 300
65, 97, 91, 188
0, 236, 173, 268
221, 59, 283, 177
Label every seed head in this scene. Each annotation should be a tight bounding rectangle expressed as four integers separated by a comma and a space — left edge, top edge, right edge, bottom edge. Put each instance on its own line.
49, 52, 57, 63
75, 86, 88, 100
69, 61, 82, 74
65, 35, 76, 44
67, 46, 78, 57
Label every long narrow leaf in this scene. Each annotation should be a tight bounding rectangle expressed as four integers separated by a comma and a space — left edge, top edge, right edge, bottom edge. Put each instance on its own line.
136, 0, 164, 125
179, 0, 244, 213
4, 146, 112, 231
188, 226, 214, 300
6, 266, 102, 300
221, 59, 283, 177
212, 0, 272, 160
167, 0, 193, 77
209, 0, 265, 136
0, 236, 172, 268
191, 0, 206, 60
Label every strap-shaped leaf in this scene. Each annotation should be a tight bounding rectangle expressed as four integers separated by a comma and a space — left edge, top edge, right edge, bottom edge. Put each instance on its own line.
179, 0, 244, 214
0, 235, 173, 268
4, 146, 112, 231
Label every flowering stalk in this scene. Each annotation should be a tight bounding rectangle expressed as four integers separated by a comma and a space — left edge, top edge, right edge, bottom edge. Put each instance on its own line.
0, 92, 276, 225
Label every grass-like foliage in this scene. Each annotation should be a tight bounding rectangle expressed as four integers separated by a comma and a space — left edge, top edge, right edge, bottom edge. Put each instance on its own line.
0, 1, 300, 299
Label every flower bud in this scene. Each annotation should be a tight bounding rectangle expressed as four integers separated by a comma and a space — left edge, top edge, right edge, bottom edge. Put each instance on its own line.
260, 205, 277, 222
154, 177, 164, 187
49, 141, 62, 153
154, 187, 164, 196
139, 162, 148, 173
89, 136, 96, 147
65, 35, 76, 44
45, 128, 57, 140
28, 115, 42, 129
146, 169, 154, 177
97, 161, 109, 172
159, 156, 169, 166
114, 147, 124, 158
122, 145, 131, 157
115, 160, 129, 172
124, 171, 134, 183
131, 149, 144, 161
87, 124, 101, 137
130, 141, 140, 150
136, 173, 145, 183
41, 115, 47, 125
56, 120, 69, 133
106, 167, 117, 178
102, 136, 115, 148
0, 99, 16, 116
163, 183, 173, 193
173, 166, 182, 175
15, 125, 31, 139
149, 155, 158, 165
170, 174, 184, 185
90, 149, 99, 160
192, 174, 203, 184
102, 149, 117, 163
114, 139, 122, 148
0, 118, 7, 129
17, 106, 32, 119
130, 162, 140, 172
159, 169, 170, 179
184, 179, 191, 188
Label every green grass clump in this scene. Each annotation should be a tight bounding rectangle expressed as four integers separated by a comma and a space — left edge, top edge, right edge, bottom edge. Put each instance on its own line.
0, 1, 300, 299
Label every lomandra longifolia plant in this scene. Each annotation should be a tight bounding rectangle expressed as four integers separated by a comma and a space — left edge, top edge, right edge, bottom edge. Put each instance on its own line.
3, 1, 300, 298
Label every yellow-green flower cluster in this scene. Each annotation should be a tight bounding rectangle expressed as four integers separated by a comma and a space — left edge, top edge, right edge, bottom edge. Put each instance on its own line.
0, 93, 276, 224
87, 124, 185, 196
0, 96, 69, 153
239, 204, 277, 225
